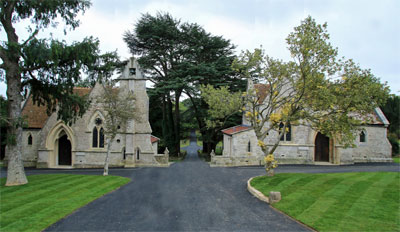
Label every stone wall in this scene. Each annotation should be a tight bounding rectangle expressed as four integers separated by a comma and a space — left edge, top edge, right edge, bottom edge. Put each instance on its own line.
338, 126, 392, 164
21, 129, 41, 167
217, 124, 392, 167
74, 151, 125, 168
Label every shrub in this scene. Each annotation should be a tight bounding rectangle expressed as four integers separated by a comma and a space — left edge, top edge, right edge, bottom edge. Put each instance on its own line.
197, 149, 211, 162
215, 146, 223, 156
179, 150, 187, 157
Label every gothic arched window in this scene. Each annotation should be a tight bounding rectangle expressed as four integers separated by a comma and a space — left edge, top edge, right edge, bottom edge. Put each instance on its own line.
279, 122, 285, 141
92, 127, 98, 147
279, 122, 292, 141
28, 134, 33, 145
286, 123, 292, 141
99, 128, 105, 148
360, 131, 366, 143
92, 117, 105, 148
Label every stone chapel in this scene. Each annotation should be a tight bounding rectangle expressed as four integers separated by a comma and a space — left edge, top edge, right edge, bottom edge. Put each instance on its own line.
17, 58, 168, 168
211, 80, 392, 166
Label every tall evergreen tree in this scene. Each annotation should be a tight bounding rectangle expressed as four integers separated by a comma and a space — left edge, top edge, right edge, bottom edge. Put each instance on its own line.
381, 94, 400, 155
0, 0, 119, 186
124, 13, 181, 155
124, 12, 244, 154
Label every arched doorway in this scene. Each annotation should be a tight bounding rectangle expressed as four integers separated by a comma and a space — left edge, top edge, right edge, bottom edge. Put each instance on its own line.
58, 134, 72, 165
315, 132, 329, 162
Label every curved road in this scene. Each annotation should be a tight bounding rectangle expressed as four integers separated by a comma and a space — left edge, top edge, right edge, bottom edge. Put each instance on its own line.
3, 131, 397, 231
45, 131, 310, 231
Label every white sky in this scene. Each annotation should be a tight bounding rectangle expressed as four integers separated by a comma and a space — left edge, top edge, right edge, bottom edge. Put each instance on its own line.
1, 0, 399, 96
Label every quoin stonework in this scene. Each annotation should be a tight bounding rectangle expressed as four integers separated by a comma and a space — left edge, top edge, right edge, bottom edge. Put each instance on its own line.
211, 79, 392, 167
11, 58, 168, 168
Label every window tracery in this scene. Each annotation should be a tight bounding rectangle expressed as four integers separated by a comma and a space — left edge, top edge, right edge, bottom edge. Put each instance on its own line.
279, 122, 292, 141
92, 117, 105, 148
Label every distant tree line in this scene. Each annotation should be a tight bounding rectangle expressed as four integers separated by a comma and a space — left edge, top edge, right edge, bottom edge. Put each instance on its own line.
381, 95, 400, 155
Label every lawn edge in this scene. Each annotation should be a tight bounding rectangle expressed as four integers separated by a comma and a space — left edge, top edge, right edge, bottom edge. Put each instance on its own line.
43, 176, 132, 231
247, 176, 317, 232
247, 177, 269, 203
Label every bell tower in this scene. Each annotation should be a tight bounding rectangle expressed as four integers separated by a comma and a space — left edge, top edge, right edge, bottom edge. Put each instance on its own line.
117, 57, 155, 167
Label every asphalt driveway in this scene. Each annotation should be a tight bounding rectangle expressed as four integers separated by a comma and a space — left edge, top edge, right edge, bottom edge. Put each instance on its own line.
1, 132, 398, 231
42, 133, 311, 231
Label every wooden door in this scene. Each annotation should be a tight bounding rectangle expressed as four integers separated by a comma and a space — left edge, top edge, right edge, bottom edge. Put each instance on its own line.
315, 132, 329, 162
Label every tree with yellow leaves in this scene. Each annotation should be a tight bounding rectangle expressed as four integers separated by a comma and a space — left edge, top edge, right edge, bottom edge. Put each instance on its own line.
202, 16, 389, 176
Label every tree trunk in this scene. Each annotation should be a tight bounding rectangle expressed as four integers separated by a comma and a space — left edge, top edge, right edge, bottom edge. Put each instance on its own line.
161, 95, 168, 146
202, 131, 211, 154
174, 90, 181, 155
162, 94, 175, 155
103, 138, 112, 176
186, 93, 206, 152
166, 95, 176, 155
203, 139, 216, 154
267, 169, 275, 177
2, 2, 28, 186
5, 63, 28, 186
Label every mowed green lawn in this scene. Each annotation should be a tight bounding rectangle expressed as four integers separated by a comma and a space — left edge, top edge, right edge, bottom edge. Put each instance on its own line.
0, 174, 130, 232
251, 172, 400, 232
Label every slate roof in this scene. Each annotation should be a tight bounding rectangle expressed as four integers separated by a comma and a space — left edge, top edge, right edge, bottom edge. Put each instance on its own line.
372, 107, 389, 126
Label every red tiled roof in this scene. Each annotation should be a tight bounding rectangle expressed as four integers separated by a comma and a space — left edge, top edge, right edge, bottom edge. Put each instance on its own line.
221, 125, 251, 135
151, 135, 159, 143
73, 87, 92, 97
21, 97, 49, 129
21, 88, 91, 129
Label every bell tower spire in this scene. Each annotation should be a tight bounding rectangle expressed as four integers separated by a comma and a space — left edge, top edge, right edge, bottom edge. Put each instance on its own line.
117, 57, 155, 167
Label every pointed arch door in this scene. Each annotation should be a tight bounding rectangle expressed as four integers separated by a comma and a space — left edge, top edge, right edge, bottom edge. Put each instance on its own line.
315, 132, 329, 162
58, 134, 72, 165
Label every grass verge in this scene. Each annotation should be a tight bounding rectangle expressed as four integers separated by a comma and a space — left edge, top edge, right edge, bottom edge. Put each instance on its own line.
0, 174, 130, 232
198, 150, 210, 162
180, 138, 202, 148
393, 157, 399, 163
180, 139, 190, 147
251, 172, 400, 232
169, 150, 187, 162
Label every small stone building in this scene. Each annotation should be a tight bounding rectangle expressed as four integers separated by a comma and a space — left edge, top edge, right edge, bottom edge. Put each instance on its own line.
212, 82, 392, 166
17, 58, 168, 168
